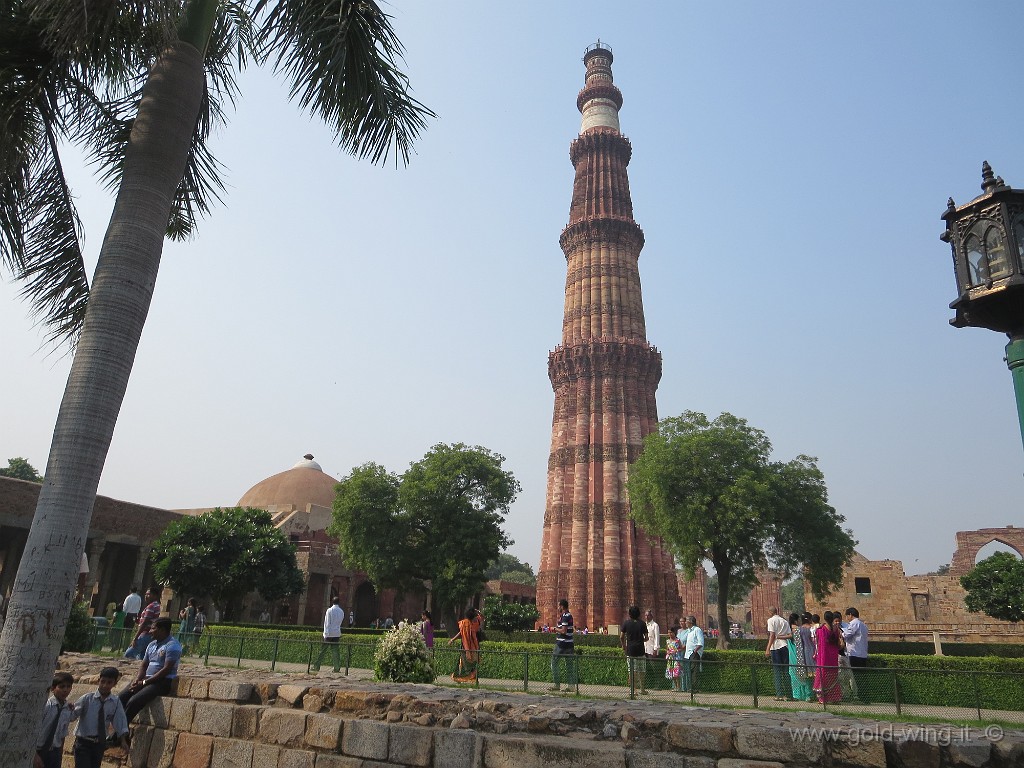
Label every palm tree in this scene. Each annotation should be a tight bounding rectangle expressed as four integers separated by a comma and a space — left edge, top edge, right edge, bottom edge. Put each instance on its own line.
0, 1, 433, 762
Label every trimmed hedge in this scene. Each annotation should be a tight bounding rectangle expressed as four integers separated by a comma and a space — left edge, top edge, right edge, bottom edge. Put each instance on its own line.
458, 642, 1024, 710
88, 625, 1024, 711
489, 631, 1024, 658
201, 625, 377, 668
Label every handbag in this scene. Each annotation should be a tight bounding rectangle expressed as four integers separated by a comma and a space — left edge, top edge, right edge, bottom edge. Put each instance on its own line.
476, 630, 486, 642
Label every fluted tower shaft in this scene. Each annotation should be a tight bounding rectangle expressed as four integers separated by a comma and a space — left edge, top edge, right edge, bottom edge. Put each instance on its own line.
536, 44, 681, 631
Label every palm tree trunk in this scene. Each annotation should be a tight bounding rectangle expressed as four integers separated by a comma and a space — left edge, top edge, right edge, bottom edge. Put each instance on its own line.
0, 41, 205, 765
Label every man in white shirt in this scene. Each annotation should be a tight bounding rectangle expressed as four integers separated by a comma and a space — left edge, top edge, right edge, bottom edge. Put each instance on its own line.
764, 607, 792, 700
644, 610, 660, 688
843, 607, 870, 701
122, 587, 142, 628
682, 616, 704, 692
315, 597, 345, 673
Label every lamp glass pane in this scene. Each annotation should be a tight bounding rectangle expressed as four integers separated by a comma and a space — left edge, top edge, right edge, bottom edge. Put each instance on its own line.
985, 226, 1012, 279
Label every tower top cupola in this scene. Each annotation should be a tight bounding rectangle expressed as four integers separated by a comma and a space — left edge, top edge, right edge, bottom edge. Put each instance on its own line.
578, 41, 622, 134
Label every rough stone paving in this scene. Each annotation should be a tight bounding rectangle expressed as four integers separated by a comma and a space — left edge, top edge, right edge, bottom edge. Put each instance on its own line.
54, 654, 1023, 767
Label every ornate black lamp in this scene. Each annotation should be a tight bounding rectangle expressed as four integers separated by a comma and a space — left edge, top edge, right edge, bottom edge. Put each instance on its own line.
941, 162, 1024, 448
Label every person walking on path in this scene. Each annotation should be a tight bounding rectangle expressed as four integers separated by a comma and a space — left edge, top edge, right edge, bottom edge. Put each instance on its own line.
191, 606, 207, 655
621, 606, 649, 694
787, 612, 814, 702
549, 599, 576, 692
842, 607, 870, 701
121, 588, 142, 629
449, 608, 483, 684
813, 610, 842, 703
419, 611, 434, 653
315, 598, 345, 673
663, 627, 683, 692
177, 598, 197, 654
765, 607, 792, 700
644, 610, 660, 690
682, 615, 704, 692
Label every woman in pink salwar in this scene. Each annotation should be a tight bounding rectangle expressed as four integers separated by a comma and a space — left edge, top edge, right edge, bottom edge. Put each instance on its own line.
813, 611, 842, 703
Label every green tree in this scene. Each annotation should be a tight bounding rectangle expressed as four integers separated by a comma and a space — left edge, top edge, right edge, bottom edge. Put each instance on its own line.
485, 552, 537, 586
0, 2, 431, 756
331, 444, 519, 618
60, 601, 94, 653
627, 411, 856, 649
780, 578, 806, 616
0, 457, 42, 482
960, 552, 1024, 623
704, 572, 747, 607
150, 507, 304, 621
483, 594, 539, 634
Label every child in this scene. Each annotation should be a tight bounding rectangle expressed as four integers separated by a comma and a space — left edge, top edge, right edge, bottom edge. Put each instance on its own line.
73, 666, 129, 768
663, 627, 683, 692
35, 672, 76, 768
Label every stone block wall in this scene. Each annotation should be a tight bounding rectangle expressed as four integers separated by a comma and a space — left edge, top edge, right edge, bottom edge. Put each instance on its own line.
51, 671, 1023, 768
806, 543, 1024, 643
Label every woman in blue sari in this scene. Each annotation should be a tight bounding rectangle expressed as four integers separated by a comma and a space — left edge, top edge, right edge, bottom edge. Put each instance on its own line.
787, 612, 814, 702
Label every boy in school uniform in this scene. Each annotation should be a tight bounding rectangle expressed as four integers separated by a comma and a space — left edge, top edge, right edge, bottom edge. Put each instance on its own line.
35, 672, 76, 768
73, 666, 129, 768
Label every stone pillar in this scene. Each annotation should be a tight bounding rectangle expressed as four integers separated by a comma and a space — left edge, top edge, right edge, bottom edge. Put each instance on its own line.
295, 574, 311, 628
132, 546, 151, 591
749, 570, 783, 637
677, 565, 708, 626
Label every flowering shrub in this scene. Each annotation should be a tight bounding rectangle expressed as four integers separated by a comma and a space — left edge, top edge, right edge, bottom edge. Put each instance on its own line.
373, 622, 435, 683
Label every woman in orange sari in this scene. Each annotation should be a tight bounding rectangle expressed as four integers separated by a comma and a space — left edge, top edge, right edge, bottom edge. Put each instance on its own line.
448, 608, 482, 683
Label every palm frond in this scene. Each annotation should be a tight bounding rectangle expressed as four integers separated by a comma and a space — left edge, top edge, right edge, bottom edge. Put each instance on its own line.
23, 0, 177, 81
166, 90, 227, 240
16, 147, 88, 346
255, 0, 435, 166
1, 3, 91, 345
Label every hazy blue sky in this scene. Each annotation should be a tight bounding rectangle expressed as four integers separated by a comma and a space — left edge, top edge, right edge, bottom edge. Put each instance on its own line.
3, 2, 1024, 575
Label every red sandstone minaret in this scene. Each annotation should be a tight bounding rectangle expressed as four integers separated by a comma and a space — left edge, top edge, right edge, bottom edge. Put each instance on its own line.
536, 43, 681, 631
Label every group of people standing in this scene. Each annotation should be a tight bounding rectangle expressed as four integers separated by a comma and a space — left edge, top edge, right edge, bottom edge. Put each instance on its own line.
619, 608, 705, 694
766, 606, 869, 703
121, 587, 205, 658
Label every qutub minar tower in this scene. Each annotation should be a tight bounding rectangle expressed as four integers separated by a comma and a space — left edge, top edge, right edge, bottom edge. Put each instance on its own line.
536, 43, 681, 630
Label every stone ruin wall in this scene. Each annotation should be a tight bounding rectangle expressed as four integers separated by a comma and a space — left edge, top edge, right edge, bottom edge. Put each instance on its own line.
805, 527, 1024, 643
51, 664, 1021, 768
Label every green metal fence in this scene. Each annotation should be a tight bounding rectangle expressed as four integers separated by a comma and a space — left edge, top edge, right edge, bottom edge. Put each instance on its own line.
87, 628, 1024, 724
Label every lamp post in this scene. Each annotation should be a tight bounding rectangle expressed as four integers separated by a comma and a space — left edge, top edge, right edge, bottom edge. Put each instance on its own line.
941, 162, 1024, 450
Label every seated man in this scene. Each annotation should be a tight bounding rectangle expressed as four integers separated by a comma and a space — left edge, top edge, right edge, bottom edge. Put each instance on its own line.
118, 617, 181, 722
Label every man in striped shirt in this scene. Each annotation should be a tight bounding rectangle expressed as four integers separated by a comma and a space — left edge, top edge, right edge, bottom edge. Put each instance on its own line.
549, 599, 575, 691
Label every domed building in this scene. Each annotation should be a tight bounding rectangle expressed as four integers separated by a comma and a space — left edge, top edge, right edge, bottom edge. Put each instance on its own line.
229, 455, 424, 627
238, 454, 337, 511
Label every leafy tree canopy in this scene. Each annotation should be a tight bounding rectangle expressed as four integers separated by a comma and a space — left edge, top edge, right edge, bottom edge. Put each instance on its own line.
627, 411, 856, 648
330, 443, 519, 616
485, 552, 536, 585
483, 594, 539, 634
150, 506, 304, 619
0, 457, 42, 482
961, 552, 1024, 623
